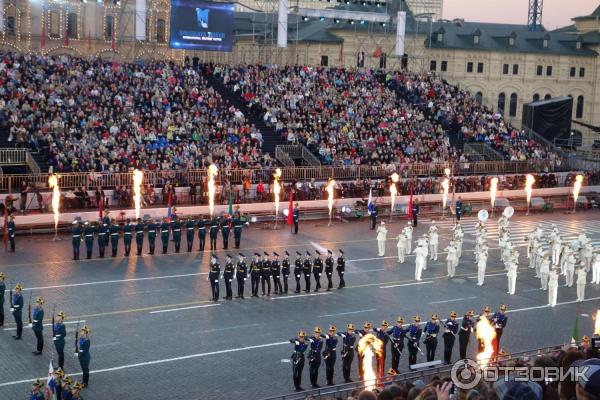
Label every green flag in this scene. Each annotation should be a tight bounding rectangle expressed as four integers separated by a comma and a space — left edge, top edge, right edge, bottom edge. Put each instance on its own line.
571, 316, 579, 346
228, 188, 233, 216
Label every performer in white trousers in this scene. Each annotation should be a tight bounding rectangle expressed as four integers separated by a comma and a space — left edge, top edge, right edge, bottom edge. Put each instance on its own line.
428, 224, 438, 261
581, 243, 593, 272
539, 253, 550, 291
534, 245, 544, 278
550, 235, 562, 266
548, 268, 559, 307
576, 266, 587, 302
560, 246, 573, 276
564, 252, 576, 287
376, 221, 388, 257
414, 245, 427, 281
477, 246, 488, 286
445, 241, 458, 278
403, 222, 413, 254
396, 233, 407, 263
592, 253, 600, 284
529, 239, 540, 271
506, 259, 517, 295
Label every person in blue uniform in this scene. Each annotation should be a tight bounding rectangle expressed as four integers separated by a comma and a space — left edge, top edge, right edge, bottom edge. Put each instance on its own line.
109, 219, 121, 257
261, 252, 272, 296
290, 330, 308, 391
53, 311, 67, 369
135, 218, 145, 256
78, 325, 91, 387
312, 251, 323, 292
294, 252, 303, 293
271, 253, 282, 295
250, 253, 261, 297
407, 316, 422, 366
71, 381, 84, 399
71, 220, 82, 260
31, 297, 45, 355
83, 221, 94, 259
374, 320, 390, 378
11, 283, 24, 339
235, 254, 247, 299
442, 311, 459, 364
354, 322, 372, 380
220, 217, 230, 250
28, 379, 44, 400
47, 367, 64, 400
387, 317, 406, 374
412, 200, 420, 227
337, 249, 346, 289
476, 306, 492, 354
122, 219, 133, 256
223, 254, 234, 300
455, 197, 463, 221
197, 217, 206, 251
281, 251, 290, 294
147, 219, 157, 255
337, 323, 356, 383
458, 310, 475, 359
171, 215, 182, 253
325, 250, 334, 291
302, 252, 312, 293
323, 325, 338, 386
308, 327, 324, 388
97, 218, 108, 258
233, 215, 243, 249
491, 304, 508, 357
369, 204, 378, 230
0, 272, 5, 327
7, 215, 15, 252
185, 217, 195, 252
160, 218, 170, 254
61, 376, 73, 399
424, 314, 440, 362
292, 203, 300, 234
209, 217, 218, 250
208, 255, 220, 302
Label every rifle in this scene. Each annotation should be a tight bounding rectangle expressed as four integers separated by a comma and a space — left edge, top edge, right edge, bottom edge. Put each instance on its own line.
74, 320, 80, 356
440, 320, 457, 337
9, 283, 13, 311
51, 305, 56, 337
27, 292, 32, 325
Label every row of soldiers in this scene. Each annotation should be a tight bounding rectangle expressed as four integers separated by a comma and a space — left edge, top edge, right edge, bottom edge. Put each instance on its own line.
0, 276, 92, 392
206, 249, 347, 301
28, 373, 85, 400
70, 213, 245, 260
289, 304, 509, 391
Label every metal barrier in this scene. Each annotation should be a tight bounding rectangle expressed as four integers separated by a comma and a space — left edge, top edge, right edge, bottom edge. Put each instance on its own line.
0, 148, 27, 165
464, 142, 504, 161
260, 345, 563, 400
275, 146, 295, 167
301, 145, 322, 166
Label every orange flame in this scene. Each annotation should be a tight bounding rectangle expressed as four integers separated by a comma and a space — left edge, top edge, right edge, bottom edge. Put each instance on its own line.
490, 177, 498, 208
133, 169, 143, 220
390, 173, 399, 213
525, 174, 535, 205
357, 333, 384, 391
48, 174, 60, 232
326, 179, 336, 218
208, 164, 218, 217
476, 317, 497, 365
595, 309, 600, 336
573, 174, 584, 204
274, 168, 282, 217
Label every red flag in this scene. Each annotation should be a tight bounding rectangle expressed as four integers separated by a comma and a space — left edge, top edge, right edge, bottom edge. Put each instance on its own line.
41, 26, 46, 50
98, 195, 104, 219
287, 191, 294, 227
88, 31, 92, 51
408, 185, 413, 221
373, 47, 382, 58
111, 30, 116, 51
64, 30, 69, 47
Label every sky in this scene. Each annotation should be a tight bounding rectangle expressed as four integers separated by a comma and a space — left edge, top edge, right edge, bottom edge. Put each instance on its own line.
442, 0, 598, 30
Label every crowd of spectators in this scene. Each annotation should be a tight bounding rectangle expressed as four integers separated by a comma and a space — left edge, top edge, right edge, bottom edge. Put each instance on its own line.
0, 52, 272, 173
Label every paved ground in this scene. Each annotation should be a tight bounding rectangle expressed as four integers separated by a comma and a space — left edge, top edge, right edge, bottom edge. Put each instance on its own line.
1, 210, 599, 400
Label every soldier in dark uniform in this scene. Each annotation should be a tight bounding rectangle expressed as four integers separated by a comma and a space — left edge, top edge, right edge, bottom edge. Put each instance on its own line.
294, 252, 303, 293
293, 203, 300, 234
290, 330, 308, 391
223, 254, 234, 300
11, 283, 24, 339
271, 253, 282, 294
424, 314, 440, 362
236, 254, 247, 299
281, 251, 290, 294
28, 379, 44, 400
78, 325, 91, 387
71, 220, 82, 260
491, 304, 508, 357
308, 327, 323, 388
455, 197, 463, 221
387, 317, 406, 374
31, 297, 45, 355
221, 217, 230, 250
458, 310, 475, 359
208, 255, 220, 302
160, 218, 170, 254
370, 205, 378, 230
325, 250, 334, 291
7, 215, 15, 252
323, 325, 338, 386
354, 322, 372, 380
171, 215, 182, 253
123, 219, 133, 256
98, 218, 108, 258
337, 323, 356, 383
337, 249, 346, 289
313, 251, 323, 292
407, 316, 422, 366
233, 215, 243, 249
109, 219, 121, 257
185, 217, 195, 252
83, 221, 94, 259
209, 217, 219, 250
0, 272, 5, 327
197, 217, 207, 251
412, 200, 420, 228
374, 320, 390, 378
442, 311, 459, 365
147, 219, 157, 255
53, 311, 67, 369
302, 252, 312, 293
250, 253, 262, 297
135, 218, 145, 256
261, 252, 272, 296
476, 306, 492, 354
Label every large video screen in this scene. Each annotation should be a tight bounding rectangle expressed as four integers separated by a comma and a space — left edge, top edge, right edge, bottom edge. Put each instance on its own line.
169, 0, 235, 52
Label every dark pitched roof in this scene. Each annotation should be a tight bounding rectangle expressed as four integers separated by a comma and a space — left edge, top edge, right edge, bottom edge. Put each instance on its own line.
573, 4, 600, 20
